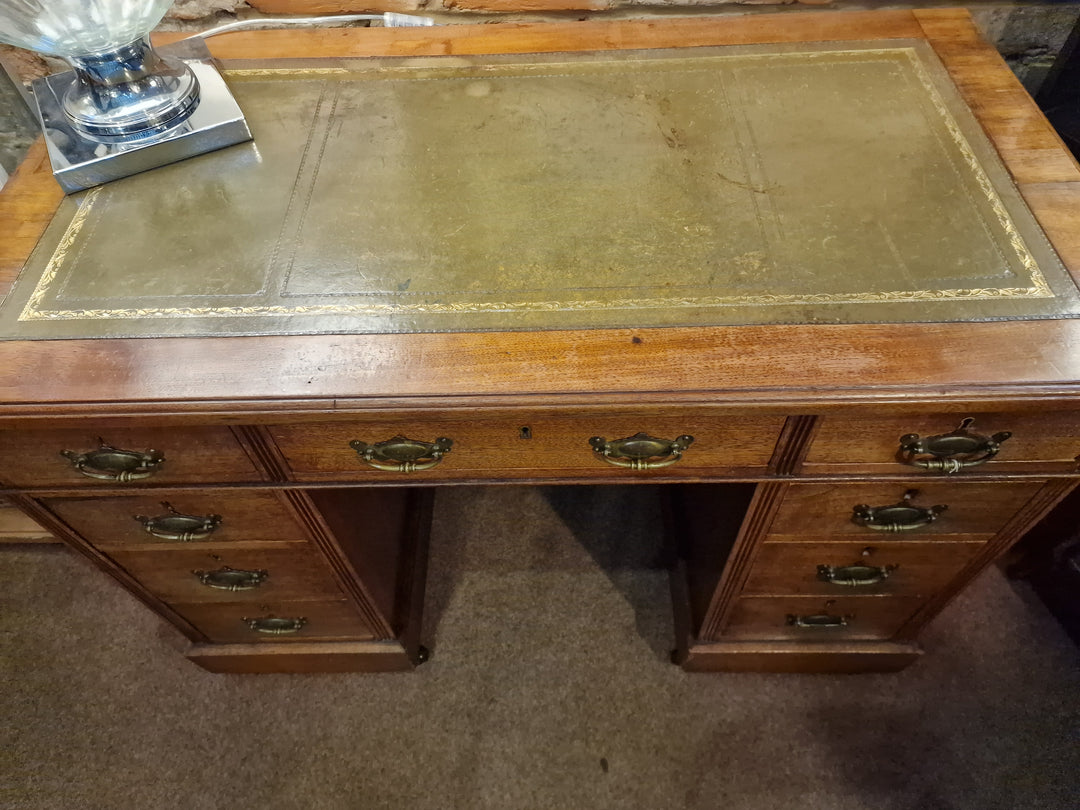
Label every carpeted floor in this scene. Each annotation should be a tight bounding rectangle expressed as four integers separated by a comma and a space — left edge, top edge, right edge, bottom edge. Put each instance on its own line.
2, 485, 1079, 810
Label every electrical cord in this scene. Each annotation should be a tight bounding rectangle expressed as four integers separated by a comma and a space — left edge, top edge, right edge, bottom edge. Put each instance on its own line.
185, 12, 436, 40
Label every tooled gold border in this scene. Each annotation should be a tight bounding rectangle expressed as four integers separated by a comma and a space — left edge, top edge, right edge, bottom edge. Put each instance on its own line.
19, 46, 1057, 323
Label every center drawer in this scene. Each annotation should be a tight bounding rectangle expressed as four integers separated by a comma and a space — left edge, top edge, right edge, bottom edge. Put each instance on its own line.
267, 411, 786, 481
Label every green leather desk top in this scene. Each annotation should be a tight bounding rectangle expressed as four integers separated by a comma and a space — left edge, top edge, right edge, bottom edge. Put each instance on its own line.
2, 40, 1077, 339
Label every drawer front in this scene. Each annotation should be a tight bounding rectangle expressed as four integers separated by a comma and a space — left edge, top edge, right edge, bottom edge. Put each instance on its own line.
0, 427, 262, 487
766, 481, 1045, 539
42, 491, 308, 547
803, 411, 1080, 475
742, 540, 985, 597
722, 595, 923, 640
108, 544, 345, 603
268, 412, 785, 481
173, 600, 375, 643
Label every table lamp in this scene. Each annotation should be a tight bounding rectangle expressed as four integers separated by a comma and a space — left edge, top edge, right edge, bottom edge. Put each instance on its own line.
0, 0, 251, 192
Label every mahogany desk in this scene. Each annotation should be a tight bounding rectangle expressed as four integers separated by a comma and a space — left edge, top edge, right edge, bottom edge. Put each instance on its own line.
1, 10, 1079, 673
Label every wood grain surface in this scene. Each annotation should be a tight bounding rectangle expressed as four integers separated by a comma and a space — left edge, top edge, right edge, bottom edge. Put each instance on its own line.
1, 11, 1075, 413
106, 542, 347, 603
173, 599, 375, 643
741, 540, 987, 597
43, 490, 310, 547
4, 10, 1078, 675
764, 480, 1046, 538
0, 426, 263, 486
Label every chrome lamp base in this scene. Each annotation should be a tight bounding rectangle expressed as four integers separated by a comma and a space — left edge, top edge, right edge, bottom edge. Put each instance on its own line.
30, 39, 250, 193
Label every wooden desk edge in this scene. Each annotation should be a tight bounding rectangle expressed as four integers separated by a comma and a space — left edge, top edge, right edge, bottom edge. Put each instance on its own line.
1, 11, 1079, 408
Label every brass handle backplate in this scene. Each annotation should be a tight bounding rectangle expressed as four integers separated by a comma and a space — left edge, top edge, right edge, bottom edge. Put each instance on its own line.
349, 436, 453, 473
787, 613, 850, 629
852, 489, 947, 533
195, 566, 267, 591
589, 432, 695, 470
243, 616, 306, 635
817, 563, 896, 587
898, 417, 1012, 474
134, 502, 221, 542
61, 439, 164, 482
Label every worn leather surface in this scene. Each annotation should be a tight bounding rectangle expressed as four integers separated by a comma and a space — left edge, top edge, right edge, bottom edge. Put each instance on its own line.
3, 40, 1077, 339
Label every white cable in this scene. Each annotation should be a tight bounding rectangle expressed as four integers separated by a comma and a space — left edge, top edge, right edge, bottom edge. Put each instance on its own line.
186, 12, 436, 41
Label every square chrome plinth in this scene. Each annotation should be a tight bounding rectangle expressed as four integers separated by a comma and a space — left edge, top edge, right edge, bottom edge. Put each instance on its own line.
30, 39, 251, 193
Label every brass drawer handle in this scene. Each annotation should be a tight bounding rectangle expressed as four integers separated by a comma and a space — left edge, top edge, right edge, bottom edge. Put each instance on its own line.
852, 489, 946, 533
898, 417, 1012, 474
817, 563, 896, 587
61, 439, 165, 482
243, 616, 306, 635
787, 613, 849, 629
195, 566, 268, 591
349, 436, 453, 473
589, 433, 695, 470
134, 502, 222, 542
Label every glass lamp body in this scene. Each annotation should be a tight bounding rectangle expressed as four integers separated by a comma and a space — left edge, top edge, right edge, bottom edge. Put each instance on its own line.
0, 0, 199, 141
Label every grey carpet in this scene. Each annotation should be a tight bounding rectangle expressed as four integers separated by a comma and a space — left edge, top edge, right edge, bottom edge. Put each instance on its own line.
2, 485, 1079, 810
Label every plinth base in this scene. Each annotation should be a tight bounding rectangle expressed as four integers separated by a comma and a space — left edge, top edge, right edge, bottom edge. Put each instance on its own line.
679, 641, 923, 673
186, 640, 418, 674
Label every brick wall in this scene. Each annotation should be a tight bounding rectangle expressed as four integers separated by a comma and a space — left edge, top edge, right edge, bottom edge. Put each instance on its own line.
2, 1, 1079, 175
3, 2, 1079, 82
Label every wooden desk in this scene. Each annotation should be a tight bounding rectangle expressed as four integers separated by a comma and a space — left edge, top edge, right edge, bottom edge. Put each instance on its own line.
1, 9, 1078, 673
